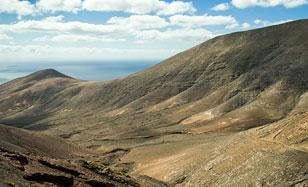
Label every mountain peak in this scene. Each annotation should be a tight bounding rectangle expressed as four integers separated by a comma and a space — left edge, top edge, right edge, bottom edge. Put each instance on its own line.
0, 21, 307, 186
25, 68, 72, 81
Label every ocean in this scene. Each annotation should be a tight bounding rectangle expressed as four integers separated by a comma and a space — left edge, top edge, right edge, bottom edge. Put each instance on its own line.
0, 61, 158, 84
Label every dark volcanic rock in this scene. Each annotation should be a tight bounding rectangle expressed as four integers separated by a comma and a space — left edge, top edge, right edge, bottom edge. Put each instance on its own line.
23, 173, 74, 186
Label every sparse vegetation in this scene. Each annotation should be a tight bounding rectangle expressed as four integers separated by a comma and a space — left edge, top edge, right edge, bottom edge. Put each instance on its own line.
0, 20, 307, 186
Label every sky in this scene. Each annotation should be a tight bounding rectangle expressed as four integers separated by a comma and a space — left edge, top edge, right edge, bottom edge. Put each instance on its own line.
0, 0, 307, 63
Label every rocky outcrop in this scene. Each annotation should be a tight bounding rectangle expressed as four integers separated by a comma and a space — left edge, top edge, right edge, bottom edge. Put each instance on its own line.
0, 146, 169, 186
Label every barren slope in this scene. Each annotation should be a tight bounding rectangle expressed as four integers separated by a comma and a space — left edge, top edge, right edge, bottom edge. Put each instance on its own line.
0, 20, 307, 186
0, 125, 169, 186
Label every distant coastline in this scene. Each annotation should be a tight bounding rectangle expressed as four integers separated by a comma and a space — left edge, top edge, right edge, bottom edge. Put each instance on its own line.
0, 61, 158, 84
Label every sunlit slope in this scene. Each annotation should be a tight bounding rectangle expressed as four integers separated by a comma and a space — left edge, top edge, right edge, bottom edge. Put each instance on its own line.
1, 20, 307, 137
0, 20, 307, 186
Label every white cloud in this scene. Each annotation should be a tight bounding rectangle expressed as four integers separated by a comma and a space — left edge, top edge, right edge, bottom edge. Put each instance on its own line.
43, 15, 65, 22
0, 15, 170, 36
169, 14, 238, 28
37, 0, 82, 13
254, 19, 293, 26
231, 0, 308, 9
0, 0, 196, 16
0, 34, 13, 40
0, 16, 118, 34
83, 0, 151, 14
133, 28, 215, 41
225, 22, 251, 30
0, 44, 178, 61
157, 1, 196, 15
225, 23, 239, 29
254, 19, 271, 26
134, 40, 145, 45
0, 15, 222, 43
241, 22, 251, 29
212, 3, 230, 11
82, 0, 196, 15
33, 34, 126, 42
0, 14, 240, 44
107, 15, 169, 30
0, 0, 35, 17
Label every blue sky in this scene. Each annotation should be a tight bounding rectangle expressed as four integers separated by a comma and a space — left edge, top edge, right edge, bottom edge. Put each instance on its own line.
0, 0, 307, 63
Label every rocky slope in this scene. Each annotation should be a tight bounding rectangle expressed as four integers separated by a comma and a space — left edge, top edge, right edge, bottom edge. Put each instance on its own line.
0, 125, 168, 186
0, 20, 307, 186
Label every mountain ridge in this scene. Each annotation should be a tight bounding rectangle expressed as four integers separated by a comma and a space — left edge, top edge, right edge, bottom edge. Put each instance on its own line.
25, 68, 73, 81
0, 20, 307, 186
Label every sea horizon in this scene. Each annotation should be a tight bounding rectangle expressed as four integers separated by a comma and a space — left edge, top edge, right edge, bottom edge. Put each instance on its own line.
0, 60, 159, 84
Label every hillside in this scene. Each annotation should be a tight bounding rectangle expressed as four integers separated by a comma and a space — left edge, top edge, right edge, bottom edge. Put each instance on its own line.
0, 125, 169, 186
0, 20, 307, 186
